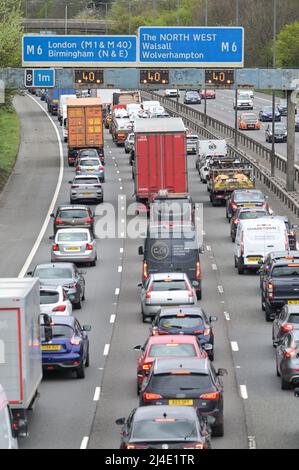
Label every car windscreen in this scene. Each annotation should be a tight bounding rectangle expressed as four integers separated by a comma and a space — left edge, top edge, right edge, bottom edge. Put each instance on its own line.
159, 315, 204, 329
271, 265, 299, 277
57, 232, 88, 242
74, 178, 99, 185
79, 159, 100, 166
235, 191, 264, 202
150, 374, 213, 394
152, 280, 187, 291
35, 267, 73, 279
132, 419, 197, 441
58, 210, 88, 219
40, 291, 60, 304
149, 344, 197, 357
239, 211, 267, 219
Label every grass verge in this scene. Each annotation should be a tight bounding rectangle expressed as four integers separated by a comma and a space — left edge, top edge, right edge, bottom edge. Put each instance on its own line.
0, 106, 20, 192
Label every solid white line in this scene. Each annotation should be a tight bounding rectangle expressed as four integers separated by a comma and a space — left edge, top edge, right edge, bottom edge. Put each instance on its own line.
118, 178, 122, 182
248, 436, 256, 450
116, 170, 120, 173
231, 341, 239, 352
120, 186, 123, 190
115, 288, 120, 295
110, 314, 116, 323
224, 311, 230, 321
212, 264, 218, 270
93, 387, 101, 401
218, 285, 224, 294
118, 266, 122, 273
240, 385, 248, 400
103, 344, 110, 356
80, 436, 89, 450
18, 95, 64, 278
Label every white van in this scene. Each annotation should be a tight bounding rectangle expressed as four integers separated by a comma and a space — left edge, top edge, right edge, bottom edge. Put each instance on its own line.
234, 217, 288, 274
62, 104, 68, 142
0, 385, 18, 449
58, 94, 76, 123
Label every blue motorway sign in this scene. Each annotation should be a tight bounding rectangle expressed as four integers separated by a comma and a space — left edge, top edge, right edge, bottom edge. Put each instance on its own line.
25, 68, 55, 87
138, 27, 244, 68
22, 35, 137, 67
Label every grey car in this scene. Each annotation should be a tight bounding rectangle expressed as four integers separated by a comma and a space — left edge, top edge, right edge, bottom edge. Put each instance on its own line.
138, 272, 198, 323
273, 304, 299, 347
76, 157, 105, 183
124, 133, 134, 153
275, 330, 299, 389
265, 123, 287, 143
69, 175, 103, 204
51, 228, 97, 266
27, 262, 86, 309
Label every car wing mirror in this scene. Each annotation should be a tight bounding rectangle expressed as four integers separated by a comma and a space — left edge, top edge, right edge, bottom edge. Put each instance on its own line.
27, 271, 33, 276
217, 368, 228, 376
203, 343, 213, 352
133, 345, 143, 351
209, 315, 218, 322
137, 282, 143, 287
115, 417, 126, 426
82, 325, 92, 332
79, 270, 87, 275
50, 213, 54, 217
138, 246, 144, 255
294, 388, 299, 398
49, 235, 54, 241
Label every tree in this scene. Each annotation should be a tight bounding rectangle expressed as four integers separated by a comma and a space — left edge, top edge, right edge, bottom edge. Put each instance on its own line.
276, 21, 299, 67
0, 0, 23, 67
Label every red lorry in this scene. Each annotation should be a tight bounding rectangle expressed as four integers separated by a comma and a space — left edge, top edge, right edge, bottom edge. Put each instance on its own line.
134, 118, 187, 205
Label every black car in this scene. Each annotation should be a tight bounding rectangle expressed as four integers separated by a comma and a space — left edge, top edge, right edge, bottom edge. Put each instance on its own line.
265, 123, 287, 143
139, 357, 227, 437
275, 330, 299, 389
272, 216, 297, 251
50, 205, 94, 235
260, 254, 299, 321
184, 91, 201, 105
230, 207, 268, 242
116, 405, 213, 449
259, 251, 299, 289
272, 304, 299, 347
151, 306, 217, 361
276, 100, 288, 116
226, 189, 268, 221
28, 262, 86, 309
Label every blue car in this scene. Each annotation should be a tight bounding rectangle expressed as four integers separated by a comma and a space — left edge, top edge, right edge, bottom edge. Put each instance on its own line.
259, 106, 281, 122
40, 315, 91, 378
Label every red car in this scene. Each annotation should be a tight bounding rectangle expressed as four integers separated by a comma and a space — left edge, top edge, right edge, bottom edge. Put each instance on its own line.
134, 335, 208, 394
200, 89, 216, 99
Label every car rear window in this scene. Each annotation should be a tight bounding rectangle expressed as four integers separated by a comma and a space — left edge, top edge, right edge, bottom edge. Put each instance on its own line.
57, 232, 88, 242
51, 325, 74, 339
289, 314, 299, 324
40, 291, 59, 304
242, 115, 257, 122
151, 201, 191, 222
160, 315, 204, 329
239, 211, 267, 219
79, 159, 100, 166
79, 150, 98, 157
74, 178, 99, 184
150, 374, 213, 394
152, 280, 187, 291
132, 419, 197, 441
58, 210, 88, 219
235, 191, 264, 202
149, 344, 197, 357
272, 266, 299, 277
35, 267, 73, 279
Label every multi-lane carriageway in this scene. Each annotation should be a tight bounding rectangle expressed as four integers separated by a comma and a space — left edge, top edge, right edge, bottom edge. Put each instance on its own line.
1, 92, 298, 449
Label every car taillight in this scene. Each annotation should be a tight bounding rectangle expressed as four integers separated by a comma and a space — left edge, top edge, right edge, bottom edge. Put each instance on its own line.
76, 166, 80, 171
95, 184, 102, 188
70, 336, 81, 346
52, 244, 59, 251
84, 217, 92, 224
98, 166, 104, 171
55, 217, 62, 224
125, 444, 147, 449
52, 305, 66, 312
289, 231, 295, 237
262, 203, 267, 209
143, 261, 148, 281
145, 291, 151, 299
188, 289, 194, 298
280, 323, 294, 333
240, 233, 244, 256
142, 363, 151, 371
203, 328, 210, 335
284, 348, 296, 359
86, 243, 93, 250
233, 218, 239, 225
196, 260, 201, 281
66, 282, 77, 289
143, 392, 162, 401
267, 282, 274, 299
183, 443, 204, 449
231, 202, 238, 210
199, 392, 220, 400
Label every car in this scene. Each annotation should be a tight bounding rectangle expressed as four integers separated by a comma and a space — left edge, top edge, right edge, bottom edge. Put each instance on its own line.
186, 134, 199, 155
134, 335, 209, 393
272, 305, 299, 347
124, 133, 134, 153
276, 100, 288, 116
115, 405, 213, 449
275, 329, 299, 389
51, 205, 95, 235
77, 147, 105, 166
76, 157, 105, 183
226, 189, 268, 221
265, 123, 287, 143
238, 113, 260, 130
150, 306, 217, 361
164, 89, 180, 98
259, 251, 299, 289
104, 113, 112, 129
200, 89, 216, 99
40, 315, 91, 379
230, 207, 269, 242
28, 262, 86, 309
184, 91, 201, 105
295, 115, 299, 132
259, 106, 281, 122
69, 175, 103, 205
198, 158, 212, 182
261, 254, 299, 321
272, 216, 297, 250
149, 191, 194, 226
233, 94, 253, 110
51, 228, 97, 266
139, 273, 198, 323
40, 285, 73, 316
139, 357, 227, 437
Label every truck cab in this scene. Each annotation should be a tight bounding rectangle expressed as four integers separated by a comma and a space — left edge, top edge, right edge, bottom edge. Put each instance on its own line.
0, 385, 18, 449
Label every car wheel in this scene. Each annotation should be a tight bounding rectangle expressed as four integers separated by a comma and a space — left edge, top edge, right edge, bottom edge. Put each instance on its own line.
231, 235, 235, 243
142, 311, 147, 323
265, 304, 273, 322
261, 298, 265, 311
212, 422, 224, 437
82, 288, 86, 301
74, 297, 82, 309
234, 257, 238, 268
85, 350, 90, 368
281, 377, 292, 390
196, 290, 202, 300
237, 260, 244, 275
276, 361, 280, 377
90, 259, 97, 267
137, 382, 140, 395
208, 352, 214, 362
64, 137, 67, 143
76, 361, 85, 379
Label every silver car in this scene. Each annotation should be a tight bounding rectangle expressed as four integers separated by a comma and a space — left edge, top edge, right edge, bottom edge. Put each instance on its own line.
124, 133, 135, 153
69, 175, 103, 204
76, 157, 105, 183
138, 272, 197, 322
51, 228, 97, 266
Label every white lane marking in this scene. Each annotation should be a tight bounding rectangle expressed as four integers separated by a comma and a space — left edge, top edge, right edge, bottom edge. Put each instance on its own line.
115, 288, 120, 295
218, 285, 224, 294
110, 314, 116, 323
118, 178, 122, 182
231, 341, 239, 352
93, 387, 101, 401
103, 344, 110, 356
120, 195, 124, 200
240, 385, 248, 400
212, 264, 218, 270
120, 248, 124, 253
121, 206, 125, 211
80, 436, 89, 450
206, 245, 211, 251
121, 219, 125, 224
248, 436, 256, 449
202, 230, 206, 236
297, 242, 299, 250
120, 232, 125, 237
18, 95, 64, 278
120, 186, 123, 190
224, 311, 230, 321
118, 266, 122, 272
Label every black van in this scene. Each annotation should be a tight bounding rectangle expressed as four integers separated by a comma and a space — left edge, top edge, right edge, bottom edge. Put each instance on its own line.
138, 225, 202, 299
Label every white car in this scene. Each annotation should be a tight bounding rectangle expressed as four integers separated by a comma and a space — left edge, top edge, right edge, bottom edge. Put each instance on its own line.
40, 286, 73, 316
238, 89, 254, 99
234, 94, 253, 110
199, 158, 212, 183
164, 89, 180, 98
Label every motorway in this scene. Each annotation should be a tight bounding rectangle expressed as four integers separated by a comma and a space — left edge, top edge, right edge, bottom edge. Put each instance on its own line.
1, 93, 299, 449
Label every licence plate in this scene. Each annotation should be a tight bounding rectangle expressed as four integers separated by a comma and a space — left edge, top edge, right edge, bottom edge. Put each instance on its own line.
66, 246, 80, 251
168, 399, 193, 406
248, 125, 255, 128
243, 204, 255, 207
247, 257, 262, 262
41, 345, 61, 351
288, 300, 299, 304
83, 192, 92, 196
86, 169, 94, 172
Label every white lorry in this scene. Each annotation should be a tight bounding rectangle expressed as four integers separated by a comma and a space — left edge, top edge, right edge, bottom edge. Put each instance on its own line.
0, 278, 44, 437
58, 93, 76, 124
198, 139, 227, 159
